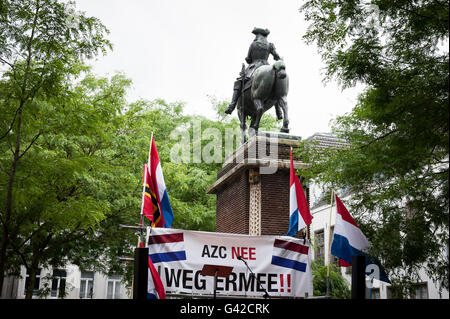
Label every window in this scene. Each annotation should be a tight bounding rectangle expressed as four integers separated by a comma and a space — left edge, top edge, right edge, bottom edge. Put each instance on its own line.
315, 228, 340, 266
24, 268, 41, 296
79, 271, 94, 299
106, 275, 121, 299
51, 269, 67, 298
411, 282, 428, 299
330, 226, 340, 265
314, 229, 325, 261
387, 286, 402, 299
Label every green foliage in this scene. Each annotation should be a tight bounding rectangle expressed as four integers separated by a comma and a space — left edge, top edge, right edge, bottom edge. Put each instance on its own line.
0, 0, 114, 298
311, 259, 351, 299
301, 0, 449, 296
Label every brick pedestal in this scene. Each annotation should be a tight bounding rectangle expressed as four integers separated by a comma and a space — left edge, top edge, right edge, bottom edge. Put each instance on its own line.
207, 132, 308, 236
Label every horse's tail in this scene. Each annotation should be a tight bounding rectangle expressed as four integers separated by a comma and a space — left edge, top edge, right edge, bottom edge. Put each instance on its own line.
273, 60, 287, 79
273, 61, 288, 98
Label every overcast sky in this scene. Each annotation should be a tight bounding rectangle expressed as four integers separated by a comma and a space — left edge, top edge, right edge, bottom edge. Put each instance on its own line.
74, 0, 363, 138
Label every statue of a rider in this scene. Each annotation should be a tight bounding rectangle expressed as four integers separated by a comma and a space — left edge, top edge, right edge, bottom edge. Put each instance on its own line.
224, 27, 283, 119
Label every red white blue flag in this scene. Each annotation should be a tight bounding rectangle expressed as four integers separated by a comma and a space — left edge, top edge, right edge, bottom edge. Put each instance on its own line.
331, 195, 391, 283
271, 239, 309, 272
331, 194, 370, 263
147, 232, 187, 264
287, 148, 313, 237
139, 242, 166, 299
147, 255, 166, 299
147, 137, 173, 228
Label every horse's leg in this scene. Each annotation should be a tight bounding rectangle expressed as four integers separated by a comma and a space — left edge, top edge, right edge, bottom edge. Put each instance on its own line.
252, 99, 264, 133
248, 115, 257, 138
279, 97, 289, 133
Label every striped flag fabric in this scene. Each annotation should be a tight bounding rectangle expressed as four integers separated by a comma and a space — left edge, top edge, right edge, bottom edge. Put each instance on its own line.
331, 194, 391, 283
271, 238, 309, 272
330, 194, 370, 263
147, 232, 187, 264
286, 148, 313, 237
147, 255, 166, 299
139, 242, 166, 299
271, 237, 314, 296
148, 137, 174, 228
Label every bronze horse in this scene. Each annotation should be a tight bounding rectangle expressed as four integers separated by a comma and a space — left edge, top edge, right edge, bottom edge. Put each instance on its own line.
237, 60, 289, 143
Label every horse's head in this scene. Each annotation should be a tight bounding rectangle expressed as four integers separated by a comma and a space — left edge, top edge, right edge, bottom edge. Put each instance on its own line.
273, 60, 287, 79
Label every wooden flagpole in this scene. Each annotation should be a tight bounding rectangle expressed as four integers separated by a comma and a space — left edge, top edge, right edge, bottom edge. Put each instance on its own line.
139, 132, 153, 230
326, 189, 334, 297
139, 167, 147, 232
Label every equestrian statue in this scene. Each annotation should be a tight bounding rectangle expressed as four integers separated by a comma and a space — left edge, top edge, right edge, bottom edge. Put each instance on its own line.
224, 27, 289, 143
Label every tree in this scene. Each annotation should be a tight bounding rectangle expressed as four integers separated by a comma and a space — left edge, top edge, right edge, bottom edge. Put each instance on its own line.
311, 259, 351, 299
1, 70, 139, 299
300, 0, 449, 296
0, 0, 111, 296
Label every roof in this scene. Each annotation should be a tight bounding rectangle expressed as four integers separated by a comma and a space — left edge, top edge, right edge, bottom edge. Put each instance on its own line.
306, 132, 350, 149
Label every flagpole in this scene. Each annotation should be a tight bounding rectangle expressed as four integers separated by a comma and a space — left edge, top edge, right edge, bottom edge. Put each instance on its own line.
148, 132, 153, 168
139, 164, 147, 229
134, 161, 149, 299
326, 189, 334, 297
133, 133, 153, 298
139, 132, 153, 235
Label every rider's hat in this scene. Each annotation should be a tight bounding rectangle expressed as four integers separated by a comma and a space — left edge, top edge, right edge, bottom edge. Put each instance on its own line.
252, 27, 270, 37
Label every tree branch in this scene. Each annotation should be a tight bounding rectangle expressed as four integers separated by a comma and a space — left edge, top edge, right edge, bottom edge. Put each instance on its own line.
17, 131, 42, 160
43, 223, 87, 256
356, 129, 399, 150
0, 57, 13, 68
15, 222, 49, 252
0, 105, 21, 141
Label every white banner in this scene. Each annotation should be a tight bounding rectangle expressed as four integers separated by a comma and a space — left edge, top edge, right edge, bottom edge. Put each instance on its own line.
146, 228, 313, 298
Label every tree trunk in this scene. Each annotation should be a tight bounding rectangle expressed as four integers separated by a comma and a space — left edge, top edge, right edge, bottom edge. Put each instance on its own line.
0, 1, 40, 296
24, 245, 41, 299
0, 105, 23, 297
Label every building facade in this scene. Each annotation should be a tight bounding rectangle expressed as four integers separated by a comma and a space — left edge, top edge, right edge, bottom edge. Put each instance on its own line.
1, 264, 131, 299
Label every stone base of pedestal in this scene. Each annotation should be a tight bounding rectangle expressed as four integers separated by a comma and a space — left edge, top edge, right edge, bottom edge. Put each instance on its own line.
207, 132, 309, 237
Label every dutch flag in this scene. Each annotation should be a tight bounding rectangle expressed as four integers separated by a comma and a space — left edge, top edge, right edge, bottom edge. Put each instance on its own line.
286, 148, 313, 237
331, 194, 370, 262
147, 232, 187, 264
271, 238, 309, 272
331, 194, 391, 283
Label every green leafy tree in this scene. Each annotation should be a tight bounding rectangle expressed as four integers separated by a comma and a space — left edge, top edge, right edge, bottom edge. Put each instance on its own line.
300, 0, 449, 296
0, 0, 112, 296
2, 71, 138, 299
311, 259, 351, 299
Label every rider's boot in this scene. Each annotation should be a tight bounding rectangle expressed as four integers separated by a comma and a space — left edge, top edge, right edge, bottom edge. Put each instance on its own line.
225, 80, 242, 115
